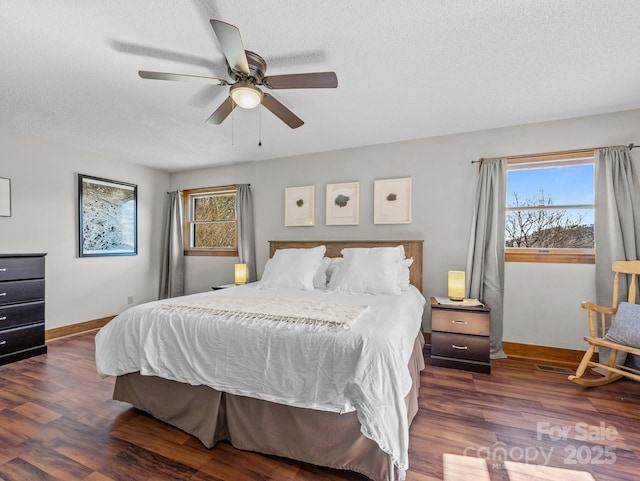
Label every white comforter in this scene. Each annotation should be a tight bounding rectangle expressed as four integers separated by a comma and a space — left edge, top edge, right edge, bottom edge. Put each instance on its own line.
95, 283, 426, 473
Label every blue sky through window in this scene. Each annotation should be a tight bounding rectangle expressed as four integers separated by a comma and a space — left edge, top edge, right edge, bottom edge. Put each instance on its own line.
507, 163, 594, 225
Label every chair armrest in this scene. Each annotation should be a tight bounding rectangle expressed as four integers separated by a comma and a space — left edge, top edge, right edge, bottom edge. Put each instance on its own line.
581, 301, 616, 316
581, 302, 616, 338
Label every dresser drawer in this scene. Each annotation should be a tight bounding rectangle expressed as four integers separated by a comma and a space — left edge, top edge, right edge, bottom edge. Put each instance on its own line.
0, 279, 45, 306
0, 323, 45, 356
431, 332, 490, 363
0, 257, 45, 281
0, 301, 45, 329
432, 308, 489, 336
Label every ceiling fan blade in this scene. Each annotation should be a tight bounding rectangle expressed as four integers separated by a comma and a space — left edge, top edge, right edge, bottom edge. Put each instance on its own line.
263, 72, 338, 89
111, 39, 216, 70
261, 93, 304, 129
205, 96, 237, 124
210, 19, 250, 75
139, 71, 228, 86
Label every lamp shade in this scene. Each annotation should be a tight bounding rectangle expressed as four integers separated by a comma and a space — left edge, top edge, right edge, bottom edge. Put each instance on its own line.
234, 263, 248, 285
447, 271, 465, 301
230, 81, 263, 109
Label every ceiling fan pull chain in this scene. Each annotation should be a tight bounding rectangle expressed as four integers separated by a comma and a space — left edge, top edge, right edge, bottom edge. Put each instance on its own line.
258, 107, 262, 147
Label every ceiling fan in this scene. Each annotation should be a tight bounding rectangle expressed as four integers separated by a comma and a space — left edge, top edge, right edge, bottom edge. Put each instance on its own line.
138, 19, 338, 129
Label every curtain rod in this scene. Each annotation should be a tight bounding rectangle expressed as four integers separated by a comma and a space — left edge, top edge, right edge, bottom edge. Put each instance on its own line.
471, 143, 638, 164
168, 183, 251, 194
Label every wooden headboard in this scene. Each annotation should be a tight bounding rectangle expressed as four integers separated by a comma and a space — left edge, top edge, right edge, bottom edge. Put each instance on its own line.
269, 240, 423, 292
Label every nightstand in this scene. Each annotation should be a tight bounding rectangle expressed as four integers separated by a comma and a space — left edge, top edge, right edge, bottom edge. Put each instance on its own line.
211, 283, 237, 290
429, 297, 491, 373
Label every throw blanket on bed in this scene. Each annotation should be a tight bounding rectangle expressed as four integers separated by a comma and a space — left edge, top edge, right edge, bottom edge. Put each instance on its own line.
161, 296, 369, 330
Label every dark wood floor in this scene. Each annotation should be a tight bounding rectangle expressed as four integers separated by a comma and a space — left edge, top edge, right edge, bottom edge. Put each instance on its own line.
1, 331, 639, 481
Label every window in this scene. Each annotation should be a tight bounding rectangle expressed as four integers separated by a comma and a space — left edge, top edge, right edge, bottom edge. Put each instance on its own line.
505, 152, 595, 264
183, 186, 238, 256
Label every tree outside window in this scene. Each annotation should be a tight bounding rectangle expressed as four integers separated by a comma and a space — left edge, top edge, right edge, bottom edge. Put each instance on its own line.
183, 186, 238, 256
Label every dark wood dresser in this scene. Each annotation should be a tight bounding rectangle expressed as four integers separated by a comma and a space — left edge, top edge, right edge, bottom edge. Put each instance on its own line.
430, 297, 491, 373
0, 253, 48, 365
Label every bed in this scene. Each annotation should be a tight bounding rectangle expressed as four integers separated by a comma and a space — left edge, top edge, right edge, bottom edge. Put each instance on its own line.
95, 240, 426, 481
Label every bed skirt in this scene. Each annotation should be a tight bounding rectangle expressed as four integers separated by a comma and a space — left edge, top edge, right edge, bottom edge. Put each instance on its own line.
112, 331, 425, 481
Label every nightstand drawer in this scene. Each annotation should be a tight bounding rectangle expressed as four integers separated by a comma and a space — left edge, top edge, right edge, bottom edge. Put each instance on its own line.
0, 323, 45, 356
432, 309, 489, 336
431, 332, 490, 363
0, 257, 45, 282
0, 279, 45, 306
0, 301, 45, 330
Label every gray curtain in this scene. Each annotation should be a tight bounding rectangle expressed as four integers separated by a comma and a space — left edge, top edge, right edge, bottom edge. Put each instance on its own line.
159, 191, 185, 299
466, 158, 507, 359
236, 184, 257, 283
595, 146, 640, 308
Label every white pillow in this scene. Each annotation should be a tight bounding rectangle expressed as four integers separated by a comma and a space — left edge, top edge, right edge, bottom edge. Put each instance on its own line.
328, 246, 406, 295
313, 257, 331, 288
260, 245, 326, 291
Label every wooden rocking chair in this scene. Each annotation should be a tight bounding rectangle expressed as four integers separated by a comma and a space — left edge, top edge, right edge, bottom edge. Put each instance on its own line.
569, 260, 640, 386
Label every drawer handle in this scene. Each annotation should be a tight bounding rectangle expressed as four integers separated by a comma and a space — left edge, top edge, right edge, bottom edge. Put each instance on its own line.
452, 320, 468, 325
452, 344, 468, 350
0, 316, 6, 321
0, 268, 6, 272
0, 292, 6, 296
0, 340, 6, 346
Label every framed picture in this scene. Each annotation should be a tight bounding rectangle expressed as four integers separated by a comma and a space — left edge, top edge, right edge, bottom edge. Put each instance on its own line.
284, 185, 315, 226
374, 177, 412, 224
78, 174, 138, 257
0, 177, 11, 217
326, 182, 359, 225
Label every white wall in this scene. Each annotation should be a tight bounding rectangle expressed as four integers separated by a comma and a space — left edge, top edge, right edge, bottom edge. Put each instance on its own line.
503, 262, 596, 349
0, 127, 169, 329
171, 108, 640, 351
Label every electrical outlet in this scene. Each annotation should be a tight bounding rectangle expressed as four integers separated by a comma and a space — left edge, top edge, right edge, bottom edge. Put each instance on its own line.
127, 296, 133, 305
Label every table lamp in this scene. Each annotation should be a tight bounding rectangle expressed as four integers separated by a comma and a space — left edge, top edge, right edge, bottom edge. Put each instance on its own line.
447, 271, 465, 301
234, 263, 247, 285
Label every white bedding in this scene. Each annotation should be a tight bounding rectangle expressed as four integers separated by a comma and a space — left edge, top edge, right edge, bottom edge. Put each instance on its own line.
95, 283, 426, 473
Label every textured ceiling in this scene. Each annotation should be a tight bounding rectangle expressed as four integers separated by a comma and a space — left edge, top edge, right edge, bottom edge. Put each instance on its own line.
1, 1, 640, 172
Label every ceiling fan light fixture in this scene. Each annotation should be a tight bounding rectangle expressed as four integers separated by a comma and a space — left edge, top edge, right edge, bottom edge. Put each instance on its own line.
230, 81, 263, 109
